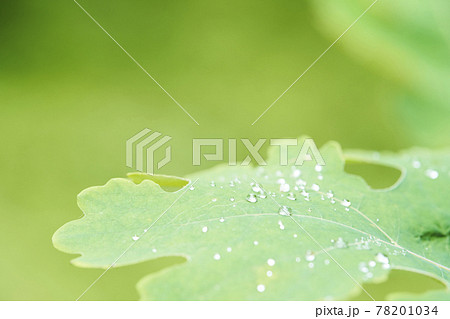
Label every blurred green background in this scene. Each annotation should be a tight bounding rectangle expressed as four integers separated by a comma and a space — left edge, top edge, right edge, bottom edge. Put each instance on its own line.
0, 0, 448, 300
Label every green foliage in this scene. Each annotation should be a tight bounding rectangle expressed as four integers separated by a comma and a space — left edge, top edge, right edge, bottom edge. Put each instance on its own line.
312, 0, 450, 144
53, 140, 450, 300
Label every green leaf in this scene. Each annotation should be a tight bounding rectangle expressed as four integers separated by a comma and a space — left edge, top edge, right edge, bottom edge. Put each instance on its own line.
53, 140, 449, 300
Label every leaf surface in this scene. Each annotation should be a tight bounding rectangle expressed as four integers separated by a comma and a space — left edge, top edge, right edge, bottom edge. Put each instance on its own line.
53, 140, 450, 300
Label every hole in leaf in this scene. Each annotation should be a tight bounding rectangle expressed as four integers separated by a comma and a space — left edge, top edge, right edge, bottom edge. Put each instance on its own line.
127, 173, 189, 192
344, 160, 401, 190
351, 269, 446, 301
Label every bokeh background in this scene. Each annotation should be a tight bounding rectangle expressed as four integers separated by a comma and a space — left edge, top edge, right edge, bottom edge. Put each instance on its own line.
1, 0, 448, 300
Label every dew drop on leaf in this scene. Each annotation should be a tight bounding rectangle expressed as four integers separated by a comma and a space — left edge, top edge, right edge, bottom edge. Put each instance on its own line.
213, 253, 221, 260
202, 226, 208, 233
341, 199, 351, 207
305, 250, 315, 261
279, 183, 290, 192
266, 271, 273, 277
132, 235, 139, 241
257, 284, 265, 292
246, 194, 258, 203
252, 184, 262, 193
286, 193, 296, 201
267, 258, 275, 266
292, 169, 301, 178
375, 252, 389, 265
278, 205, 292, 216
412, 160, 421, 168
311, 184, 320, 192
335, 237, 348, 249
425, 169, 439, 179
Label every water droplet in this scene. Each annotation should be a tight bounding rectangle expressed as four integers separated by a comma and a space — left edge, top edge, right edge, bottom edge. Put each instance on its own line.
375, 253, 389, 265
293, 234, 298, 238
315, 164, 323, 172
189, 186, 195, 190
326, 190, 334, 198
132, 235, 139, 241
211, 198, 217, 202
412, 160, 421, 168
295, 257, 301, 263
246, 194, 258, 203
266, 270, 273, 277
258, 193, 267, 199
278, 220, 285, 230
267, 258, 275, 266
252, 184, 262, 193
152, 248, 157, 253
324, 259, 330, 265
257, 284, 265, 292
279, 183, 290, 192
202, 226, 208, 233
286, 193, 296, 201
359, 263, 369, 273
296, 179, 306, 186
219, 217, 225, 223
253, 241, 259, 246
277, 178, 286, 184
229, 181, 235, 187
213, 253, 221, 260
292, 169, 301, 178
425, 169, 439, 179
341, 199, 351, 208
318, 175, 324, 181
311, 184, 320, 192
226, 247, 232, 253
364, 272, 374, 279
230, 197, 235, 202
335, 237, 347, 249
210, 181, 216, 187
308, 263, 314, 269
305, 250, 315, 261
278, 205, 292, 216
368, 261, 376, 268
